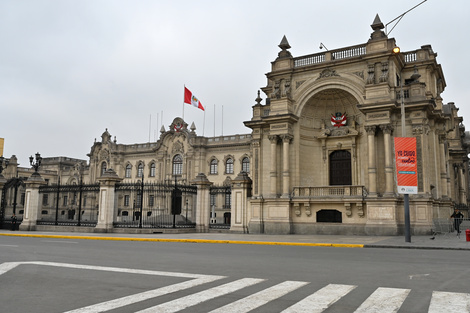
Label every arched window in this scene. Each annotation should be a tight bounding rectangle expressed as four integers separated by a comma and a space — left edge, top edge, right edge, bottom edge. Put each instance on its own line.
150, 163, 156, 177
225, 158, 234, 174
125, 164, 132, 178
242, 157, 250, 173
137, 163, 144, 178
210, 159, 218, 175
173, 155, 183, 175
101, 162, 107, 176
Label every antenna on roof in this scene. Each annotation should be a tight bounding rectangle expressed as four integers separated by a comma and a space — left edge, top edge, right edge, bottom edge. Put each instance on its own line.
385, 0, 427, 36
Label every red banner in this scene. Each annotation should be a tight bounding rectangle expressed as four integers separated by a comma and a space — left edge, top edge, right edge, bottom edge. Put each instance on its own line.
394, 137, 418, 194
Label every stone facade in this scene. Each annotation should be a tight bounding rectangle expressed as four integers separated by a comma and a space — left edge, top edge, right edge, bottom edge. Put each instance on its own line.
1, 15, 468, 235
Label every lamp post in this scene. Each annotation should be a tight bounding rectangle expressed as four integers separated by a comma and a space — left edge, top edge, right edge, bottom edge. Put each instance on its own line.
394, 47, 411, 243
29, 152, 42, 174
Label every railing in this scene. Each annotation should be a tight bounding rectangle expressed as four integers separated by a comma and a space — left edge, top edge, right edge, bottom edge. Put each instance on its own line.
404, 52, 417, 63
332, 44, 366, 60
292, 186, 367, 198
294, 44, 366, 68
294, 53, 325, 67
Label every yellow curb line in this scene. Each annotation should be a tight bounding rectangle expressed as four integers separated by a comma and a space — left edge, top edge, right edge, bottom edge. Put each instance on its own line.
0, 233, 364, 248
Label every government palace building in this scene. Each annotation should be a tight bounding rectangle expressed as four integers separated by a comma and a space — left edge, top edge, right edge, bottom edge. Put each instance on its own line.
1, 15, 469, 236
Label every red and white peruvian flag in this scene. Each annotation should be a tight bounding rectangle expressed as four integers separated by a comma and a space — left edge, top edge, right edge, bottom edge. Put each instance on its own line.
184, 87, 205, 111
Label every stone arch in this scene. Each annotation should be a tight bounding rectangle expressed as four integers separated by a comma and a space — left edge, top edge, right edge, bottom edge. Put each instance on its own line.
295, 76, 366, 127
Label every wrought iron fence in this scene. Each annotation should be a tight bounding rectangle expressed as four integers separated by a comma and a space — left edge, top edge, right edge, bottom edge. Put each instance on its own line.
38, 182, 100, 226
114, 181, 197, 228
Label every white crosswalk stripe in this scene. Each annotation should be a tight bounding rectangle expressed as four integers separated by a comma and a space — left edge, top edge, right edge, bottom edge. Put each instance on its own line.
428, 291, 470, 313
135, 278, 265, 313
209, 280, 309, 313
281, 284, 357, 313
354, 287, 411, 313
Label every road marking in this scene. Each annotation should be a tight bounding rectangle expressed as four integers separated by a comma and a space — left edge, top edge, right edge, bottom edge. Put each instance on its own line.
209, 280, 309, 313
0, 244, 19, 247
136, 278, 265, 313
0, 262, 22, 275
281, 283, 357, 313
428, 291, 470, 313
354, 287, 410, 313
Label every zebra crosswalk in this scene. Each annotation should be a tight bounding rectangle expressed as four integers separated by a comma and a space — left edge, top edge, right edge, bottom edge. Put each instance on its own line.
1, 261, 469, 312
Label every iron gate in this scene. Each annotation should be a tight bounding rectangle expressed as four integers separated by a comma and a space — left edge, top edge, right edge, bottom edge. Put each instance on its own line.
38, 181, 100, 226
114, 181, 197, 228
0, 177, 26, 230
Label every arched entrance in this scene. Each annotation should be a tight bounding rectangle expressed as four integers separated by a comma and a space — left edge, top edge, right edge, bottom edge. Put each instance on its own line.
329, 150, 352, 185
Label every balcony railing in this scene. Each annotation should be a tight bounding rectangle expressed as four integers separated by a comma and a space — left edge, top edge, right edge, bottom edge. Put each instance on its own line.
292, 186, 367, 199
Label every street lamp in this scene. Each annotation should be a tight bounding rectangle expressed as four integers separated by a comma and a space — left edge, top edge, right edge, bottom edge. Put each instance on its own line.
29, 152, 42, 174
394, 47, 411, 243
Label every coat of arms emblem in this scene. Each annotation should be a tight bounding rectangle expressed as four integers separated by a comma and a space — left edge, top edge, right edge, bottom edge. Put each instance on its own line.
331, 112, 347, 128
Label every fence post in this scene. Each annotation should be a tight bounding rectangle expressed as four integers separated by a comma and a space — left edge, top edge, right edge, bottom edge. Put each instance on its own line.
0, 173, 7, 228
191, 173, 212, 232
95, 169, 122, 232
19, 172, 47, 231
230, 172, 252, 233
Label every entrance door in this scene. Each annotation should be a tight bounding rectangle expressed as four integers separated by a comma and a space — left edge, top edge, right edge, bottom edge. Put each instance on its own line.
329, 150, 352, 185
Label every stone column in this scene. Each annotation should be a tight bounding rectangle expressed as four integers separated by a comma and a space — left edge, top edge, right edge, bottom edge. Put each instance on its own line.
95, 169, 122, 232
281, 135, 293, 197
439, 136, 448, 198
365, 126, 377, 195
268, 135, 278, 197
19, 173, 47, 231
459, 166, 466, 203
380, 124, 394, 195
230, 171, 252, 233
192, 173, 212, 232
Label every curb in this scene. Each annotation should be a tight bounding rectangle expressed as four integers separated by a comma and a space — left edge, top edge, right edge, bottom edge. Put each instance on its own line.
0, 233, 364, 248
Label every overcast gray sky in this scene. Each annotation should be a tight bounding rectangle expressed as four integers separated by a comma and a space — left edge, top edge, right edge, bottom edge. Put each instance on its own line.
1, 0, 469, 166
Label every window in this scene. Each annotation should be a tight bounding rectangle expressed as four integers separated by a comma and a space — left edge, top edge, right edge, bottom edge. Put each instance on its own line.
149, 195, 155, 207
210, 159, 218, 175
210, 193, 216, 208
63, 196, 68, 206
41, 210, 48, 215
42, 194, 49, 206
122, 211, 129, 217
150, 163, 156, 177
83, 196, 87, 207
173, 155, 183, 175
242, 157, 250, 173
101, 162, 107, 176
21, 193, 25, 205
137, 163, 144, 178
124, 195, 130, 207
125, 164, 132, 178
225, 192, 231, 209
225, 158, 234, 174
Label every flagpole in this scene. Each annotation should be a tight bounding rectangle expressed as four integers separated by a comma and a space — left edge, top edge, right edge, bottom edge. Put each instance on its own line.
213, 104, 216, 137
182, 85, 185, 120
149, 114, 151, 142
221, 105, 224, 136
203, 109, 206, 136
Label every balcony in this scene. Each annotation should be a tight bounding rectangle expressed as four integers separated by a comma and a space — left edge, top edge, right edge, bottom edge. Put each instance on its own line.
291, 186, 367, 201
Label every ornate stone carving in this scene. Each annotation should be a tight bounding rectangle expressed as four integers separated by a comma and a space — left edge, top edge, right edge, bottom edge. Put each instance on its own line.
268, 135, 279, 143
270, 80, 281, 99
296, 80, 305, 89
353, 71, 364, 79
379, 62, 388, 83
365, 125, 377, 135
366, 64, 375, 84
379, 124, 393, 134
316, 68, 340, 80
282, 79, 292, 99
172, 140, 184, 154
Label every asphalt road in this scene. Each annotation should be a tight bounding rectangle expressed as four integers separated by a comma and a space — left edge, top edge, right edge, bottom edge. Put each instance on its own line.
1, 235, 469, 312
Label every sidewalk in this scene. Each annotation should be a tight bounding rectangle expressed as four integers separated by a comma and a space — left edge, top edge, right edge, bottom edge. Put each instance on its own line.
1, 229, 469, 250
